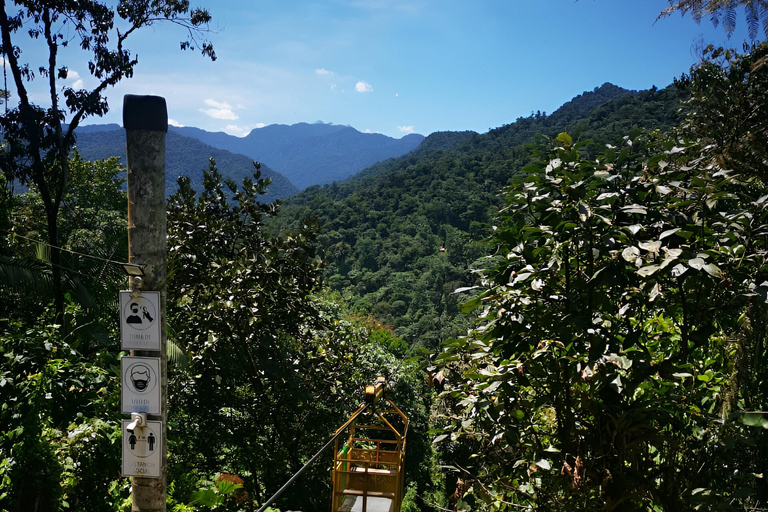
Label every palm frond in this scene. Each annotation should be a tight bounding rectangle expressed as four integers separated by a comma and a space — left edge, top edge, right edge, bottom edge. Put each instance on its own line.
723, 5, 738, 35
762, 1, 768, 37
35, 242, 51, 263
746, 0, 760, 39
711, 9, 721, 27
168, 338, 189, 367
0, 256, 52, 296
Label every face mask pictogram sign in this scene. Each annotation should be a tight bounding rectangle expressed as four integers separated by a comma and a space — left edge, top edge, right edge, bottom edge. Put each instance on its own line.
120, 290, 161, 350
122, 419, 162, 478
121, 356, 161, 414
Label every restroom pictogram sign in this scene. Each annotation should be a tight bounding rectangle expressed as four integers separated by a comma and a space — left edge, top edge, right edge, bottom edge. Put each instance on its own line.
120, 290, 161, 350
121, 356, 161, 414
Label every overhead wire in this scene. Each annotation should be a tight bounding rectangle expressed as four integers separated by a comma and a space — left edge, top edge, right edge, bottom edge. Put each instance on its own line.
1, 229, 132, 269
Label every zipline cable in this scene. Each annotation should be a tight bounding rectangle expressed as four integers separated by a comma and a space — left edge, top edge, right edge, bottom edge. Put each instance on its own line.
255, 403, 370, 512
256, 343, 417, 511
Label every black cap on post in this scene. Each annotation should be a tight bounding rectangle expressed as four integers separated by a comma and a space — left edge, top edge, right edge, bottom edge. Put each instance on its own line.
123, 95, 168, 132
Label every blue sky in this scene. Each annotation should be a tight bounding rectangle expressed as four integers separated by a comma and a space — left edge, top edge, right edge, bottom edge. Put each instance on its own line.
23, 1, 750, 138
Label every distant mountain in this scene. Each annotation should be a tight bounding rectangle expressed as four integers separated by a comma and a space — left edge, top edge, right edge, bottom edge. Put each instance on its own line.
73, 129, 299, 201
79, 122, 425, 190
170, 122, 425, 190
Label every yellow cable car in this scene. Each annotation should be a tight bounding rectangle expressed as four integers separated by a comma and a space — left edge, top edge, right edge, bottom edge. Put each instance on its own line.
330, 377, 409, 512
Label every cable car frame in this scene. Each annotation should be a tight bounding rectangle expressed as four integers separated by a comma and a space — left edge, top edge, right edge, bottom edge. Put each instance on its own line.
330, 378, 409, 512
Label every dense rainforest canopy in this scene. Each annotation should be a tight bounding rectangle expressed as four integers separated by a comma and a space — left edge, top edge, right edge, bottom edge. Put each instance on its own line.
1, 3, 768, 510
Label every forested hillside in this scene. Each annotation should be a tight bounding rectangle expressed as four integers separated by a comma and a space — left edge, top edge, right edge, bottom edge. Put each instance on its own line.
5, 1, 768, 511
74, 128, 299, 201
274, 83, 687, 349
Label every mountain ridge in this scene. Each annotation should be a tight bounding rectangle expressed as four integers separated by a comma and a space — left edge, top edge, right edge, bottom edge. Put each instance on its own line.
73, 129, 299, 201
78, 121, 425, 190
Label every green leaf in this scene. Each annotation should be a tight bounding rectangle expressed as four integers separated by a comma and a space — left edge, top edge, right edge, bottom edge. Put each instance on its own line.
739, 413, 768, 429
535, 459, 551, 471
556, 132, 572, 145
191, 489, 219, 507
704, 263, 722, 277
461, 296, 482, 314
622, 204, 648, 215
622, 246, 640, 262
660, 228, 680, 239
433, 434, 449, 444
637, 265, 660, 277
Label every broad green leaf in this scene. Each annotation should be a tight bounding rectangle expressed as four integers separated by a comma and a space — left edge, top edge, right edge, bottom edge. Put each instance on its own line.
461, 296, 482, 314
704, 263, 722, 277
623, 204, 648, 215
622, 246, 640, 262
660, 228, 680, 239
639, 240, 661, 253
739, 413, 768, 429
637, 265, 660, 277
433, 434, 449, 444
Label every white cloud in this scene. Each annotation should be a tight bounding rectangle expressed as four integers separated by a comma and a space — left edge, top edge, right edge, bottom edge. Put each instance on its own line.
395, 92, 399, 97
224, 124, 251, 137
398, 125, 415, 133
200, 98, 239, 120
254, 123, 266, 128
355, 81, 373, 93
168, 118, 185, 127
315, 68, 332, 75
60, 69, 83, 89
365, 129, 371, 133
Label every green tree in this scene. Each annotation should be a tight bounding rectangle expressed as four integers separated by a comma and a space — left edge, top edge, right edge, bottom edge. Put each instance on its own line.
0, 0, 214, 320
165, 162, 439, 511
433, 43, 768, 512
3, 154, 127, 338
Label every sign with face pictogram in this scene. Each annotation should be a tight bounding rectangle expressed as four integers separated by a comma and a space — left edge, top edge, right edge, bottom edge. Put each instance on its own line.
121, 356, 161, 414
120, 290, 161, 350
122, 419, 162, 478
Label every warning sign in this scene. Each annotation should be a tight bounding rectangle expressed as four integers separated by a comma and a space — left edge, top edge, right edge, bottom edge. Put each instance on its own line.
120, 290, 161, 351
122, 419, 163, 478
121, 356, 161, 414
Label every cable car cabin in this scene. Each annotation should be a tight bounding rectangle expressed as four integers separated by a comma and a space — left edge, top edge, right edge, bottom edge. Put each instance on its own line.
331, 380, 409, 512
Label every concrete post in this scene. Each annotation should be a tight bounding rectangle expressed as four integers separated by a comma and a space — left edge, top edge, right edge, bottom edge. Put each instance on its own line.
124, 94, 168, 512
